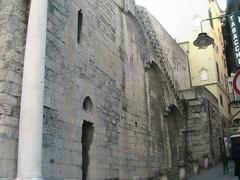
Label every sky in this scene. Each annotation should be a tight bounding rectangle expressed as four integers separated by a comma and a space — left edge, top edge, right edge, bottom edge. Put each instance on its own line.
135, 0, 226, 38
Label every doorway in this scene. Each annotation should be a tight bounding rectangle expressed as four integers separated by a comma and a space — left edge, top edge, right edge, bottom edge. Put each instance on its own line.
82, 120, 94, 180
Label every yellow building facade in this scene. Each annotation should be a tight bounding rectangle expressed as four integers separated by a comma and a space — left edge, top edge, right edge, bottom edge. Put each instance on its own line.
177, 0, 230, 123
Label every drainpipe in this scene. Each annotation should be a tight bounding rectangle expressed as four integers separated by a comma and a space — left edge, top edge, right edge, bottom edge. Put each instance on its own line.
16, 0, 48, 179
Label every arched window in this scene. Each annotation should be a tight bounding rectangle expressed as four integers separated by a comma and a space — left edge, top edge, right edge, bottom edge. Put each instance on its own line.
200, 68, 208, 81
83, 96, 93, 113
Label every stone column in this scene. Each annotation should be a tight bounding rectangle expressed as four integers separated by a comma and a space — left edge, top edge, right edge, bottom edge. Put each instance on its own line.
203, 153, 209, 169
16, 0, 48, 179
123, 0, 129, 13
192, 159, 199, 175
160, 169, 168, 180
178, 161, 187, 180
160, 174, 168, 180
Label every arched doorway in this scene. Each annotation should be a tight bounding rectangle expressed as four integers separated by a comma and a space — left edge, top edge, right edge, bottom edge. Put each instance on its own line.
146, 62, 184, 173
164, 105, 184, 173
81, 97, 94, 180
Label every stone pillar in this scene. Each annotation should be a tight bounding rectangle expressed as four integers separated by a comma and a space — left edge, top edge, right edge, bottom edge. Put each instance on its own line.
203, 153, 209, 169
192, 159, 199, 175
178, 161, 187, 180
16, 0, 48, 180
160, 169, 168, 180
160, 174, 168, 180
123, 0, 129, 13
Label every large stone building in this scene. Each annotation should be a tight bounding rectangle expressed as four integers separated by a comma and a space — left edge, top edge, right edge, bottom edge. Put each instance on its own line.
171, 0, 232, 167
183, 87, 222, 165
0, 0, 225, 180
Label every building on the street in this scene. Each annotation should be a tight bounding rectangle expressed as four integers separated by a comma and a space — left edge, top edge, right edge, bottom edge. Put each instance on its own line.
0, 0, 232, 179
182, 87, 222, 166
223, 0, 240, 135
0, 0, 192, 179
175, 0, 231, 164
177, 0, 230, 127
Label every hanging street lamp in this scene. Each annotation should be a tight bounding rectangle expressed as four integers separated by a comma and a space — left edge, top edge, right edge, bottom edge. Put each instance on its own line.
193, 16, 226, 48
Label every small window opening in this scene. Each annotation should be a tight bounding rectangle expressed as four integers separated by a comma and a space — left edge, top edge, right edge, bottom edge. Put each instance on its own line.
216, 62, 220, 82
135, 122, 138, 127
220, 94, 223, 106
77, 9, 83, 43
83, 96, 93, 112
228, 103, 231, 115
200, 69, 208, 81
82, 121, 94, 180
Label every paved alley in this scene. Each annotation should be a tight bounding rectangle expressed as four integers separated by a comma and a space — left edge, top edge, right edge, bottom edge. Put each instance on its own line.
189, 161, 238, 180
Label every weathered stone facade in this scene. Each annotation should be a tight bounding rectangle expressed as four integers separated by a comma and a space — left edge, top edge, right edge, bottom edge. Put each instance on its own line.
0, 1, 29, 179
183, 87, 222, 167
0, 0, 220, 180
41, 0, 190, 179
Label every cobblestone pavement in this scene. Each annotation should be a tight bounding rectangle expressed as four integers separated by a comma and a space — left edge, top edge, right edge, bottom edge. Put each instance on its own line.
188, 161, 239, 180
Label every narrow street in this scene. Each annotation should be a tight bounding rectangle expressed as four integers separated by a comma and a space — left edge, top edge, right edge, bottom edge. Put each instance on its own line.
189, 161, 238, 180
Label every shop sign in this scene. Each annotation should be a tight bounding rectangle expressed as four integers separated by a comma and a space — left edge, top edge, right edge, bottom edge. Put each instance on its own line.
228, 12, 240, 68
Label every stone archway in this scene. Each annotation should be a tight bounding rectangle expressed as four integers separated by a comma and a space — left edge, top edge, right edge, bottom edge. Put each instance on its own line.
164, 105, 185, 173
146, 62, 171, 170
146, 62, 184, 174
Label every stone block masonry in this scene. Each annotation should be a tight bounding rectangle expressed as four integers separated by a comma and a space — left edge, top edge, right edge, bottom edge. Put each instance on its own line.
183, 87, 222, 167
0, 1, 29, 179
42, 0, 189, 179
0, 0, 191, 179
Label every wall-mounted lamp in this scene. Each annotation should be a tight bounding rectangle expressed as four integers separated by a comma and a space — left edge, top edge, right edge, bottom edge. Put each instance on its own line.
193, 16, 226, 48
193, 32, 214, 48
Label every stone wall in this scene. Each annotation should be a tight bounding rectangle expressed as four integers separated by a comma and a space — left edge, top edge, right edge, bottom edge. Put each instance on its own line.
0, 1, 28, 179
42, 0, 189, 179
183, 87, 222, 166
149, 14, 190, 91
0, 0, 191, 179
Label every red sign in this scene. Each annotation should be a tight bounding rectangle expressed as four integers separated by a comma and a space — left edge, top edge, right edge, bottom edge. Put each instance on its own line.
233, 70, 240, 96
